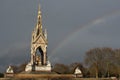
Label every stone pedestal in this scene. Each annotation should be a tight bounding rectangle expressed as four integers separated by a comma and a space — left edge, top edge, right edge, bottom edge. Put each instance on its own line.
25, 61, 52, 72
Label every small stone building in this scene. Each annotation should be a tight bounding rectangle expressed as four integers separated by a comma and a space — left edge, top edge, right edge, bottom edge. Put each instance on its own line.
74, 67, 83, 78
4, 66, 14, 77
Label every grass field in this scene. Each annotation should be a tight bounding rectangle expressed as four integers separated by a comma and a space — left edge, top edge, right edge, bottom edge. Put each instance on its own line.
14, 74, 75, 78
3, 74, 115, 80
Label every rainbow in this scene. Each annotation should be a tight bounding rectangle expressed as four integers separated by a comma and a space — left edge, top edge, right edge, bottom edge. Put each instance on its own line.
49, 10, 120, 59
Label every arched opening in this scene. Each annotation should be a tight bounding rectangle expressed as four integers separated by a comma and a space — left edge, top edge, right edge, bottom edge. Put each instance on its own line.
35, 47, 44, 65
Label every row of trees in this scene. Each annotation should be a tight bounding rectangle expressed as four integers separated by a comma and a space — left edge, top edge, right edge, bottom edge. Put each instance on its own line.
85, 47, 120, 78
2, 47, 120, 78
53, 47, 120, 78
52, 63, 86, 74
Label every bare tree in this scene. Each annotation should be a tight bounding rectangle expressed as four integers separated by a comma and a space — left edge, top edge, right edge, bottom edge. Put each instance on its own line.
52, 63, 69, 74
114, 49, 120, 78
84, 47, 115, 78
11, 63, 27, 73
69, 62, 83, 73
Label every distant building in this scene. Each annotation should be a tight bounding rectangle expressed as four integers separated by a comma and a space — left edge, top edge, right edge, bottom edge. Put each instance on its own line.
74, 67, 83, 78
5, 66, 14, 77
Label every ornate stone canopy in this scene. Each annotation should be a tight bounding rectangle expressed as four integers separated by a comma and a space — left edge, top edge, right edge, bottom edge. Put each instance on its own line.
25, 4, 51, 72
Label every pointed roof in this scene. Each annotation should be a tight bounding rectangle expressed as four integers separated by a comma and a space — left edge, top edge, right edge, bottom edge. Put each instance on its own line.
74, 67, 82, 74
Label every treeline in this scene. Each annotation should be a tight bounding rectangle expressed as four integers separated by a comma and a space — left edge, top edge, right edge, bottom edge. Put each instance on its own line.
85, 47, 120, 78
52, 62, 86, 74
52, 47, 120, 78
2, 47, 120, 78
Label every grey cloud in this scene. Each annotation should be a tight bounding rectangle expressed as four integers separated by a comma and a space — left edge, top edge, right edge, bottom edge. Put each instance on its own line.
0, 0, 120, 72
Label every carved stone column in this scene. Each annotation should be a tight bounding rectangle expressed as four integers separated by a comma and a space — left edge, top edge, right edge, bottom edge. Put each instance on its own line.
43, 52, 47, 65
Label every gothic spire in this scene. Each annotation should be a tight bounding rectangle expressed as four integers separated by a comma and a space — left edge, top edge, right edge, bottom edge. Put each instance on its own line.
36, 3, 42, 34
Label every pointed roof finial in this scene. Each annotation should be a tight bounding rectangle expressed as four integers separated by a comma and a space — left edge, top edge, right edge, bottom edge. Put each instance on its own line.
44, 28, 47, 39
38, 3, 40, 10
38, 3, 41, 14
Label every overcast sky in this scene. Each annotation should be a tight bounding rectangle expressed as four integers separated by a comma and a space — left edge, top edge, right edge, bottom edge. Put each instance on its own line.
0, 0, 120, 72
